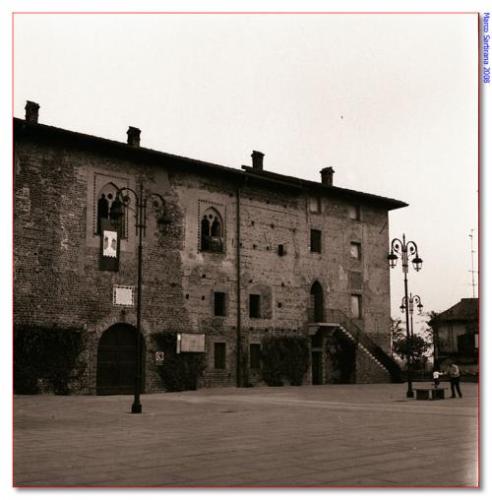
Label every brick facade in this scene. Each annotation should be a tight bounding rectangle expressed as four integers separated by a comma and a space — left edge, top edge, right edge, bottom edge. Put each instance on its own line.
14, 111, 406, 393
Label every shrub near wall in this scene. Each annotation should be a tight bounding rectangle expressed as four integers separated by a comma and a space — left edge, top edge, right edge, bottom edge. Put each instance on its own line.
261, 335, 310, 386
14, 325, 85, 395
152, 333, 205, 392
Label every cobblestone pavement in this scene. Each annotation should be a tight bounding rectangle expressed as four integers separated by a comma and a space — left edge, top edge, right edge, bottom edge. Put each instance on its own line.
14, 383, 479, 487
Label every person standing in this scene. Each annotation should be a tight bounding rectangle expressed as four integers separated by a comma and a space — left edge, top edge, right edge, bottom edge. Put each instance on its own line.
447, 362, 463, 398
432, 369, 444, 388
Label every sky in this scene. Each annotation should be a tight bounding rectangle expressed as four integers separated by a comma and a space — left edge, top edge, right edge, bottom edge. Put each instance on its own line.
12, 12, 479, 326
2, 3, 490, 499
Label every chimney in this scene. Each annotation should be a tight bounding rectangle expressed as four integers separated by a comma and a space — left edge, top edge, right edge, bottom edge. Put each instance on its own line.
320, 166, 335, 186
25, 101, 40, 124
127, 126, 141, 147
251, 150, 264, 171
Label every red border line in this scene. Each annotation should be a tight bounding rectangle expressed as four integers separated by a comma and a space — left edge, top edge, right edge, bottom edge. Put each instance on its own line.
12, 11, 479, 15
11, 10, 481, 489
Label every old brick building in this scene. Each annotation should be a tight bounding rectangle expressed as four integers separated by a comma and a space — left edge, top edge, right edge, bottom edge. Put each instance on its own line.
14, 101, 407, 394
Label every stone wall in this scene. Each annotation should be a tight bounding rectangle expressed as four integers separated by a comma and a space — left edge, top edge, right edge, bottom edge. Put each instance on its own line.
14, 123, 396, 393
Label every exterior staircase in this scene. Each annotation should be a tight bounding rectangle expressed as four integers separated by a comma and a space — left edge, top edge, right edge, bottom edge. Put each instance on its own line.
325, 309, 403, 383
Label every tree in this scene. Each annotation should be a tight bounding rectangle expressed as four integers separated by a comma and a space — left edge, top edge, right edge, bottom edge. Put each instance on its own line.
392, 320, 432, 370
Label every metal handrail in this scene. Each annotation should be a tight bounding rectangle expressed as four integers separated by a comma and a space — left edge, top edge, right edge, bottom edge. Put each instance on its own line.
326, 308, 403, 382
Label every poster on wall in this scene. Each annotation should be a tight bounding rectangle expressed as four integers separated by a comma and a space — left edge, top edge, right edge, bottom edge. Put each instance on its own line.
100, 219, 120, 271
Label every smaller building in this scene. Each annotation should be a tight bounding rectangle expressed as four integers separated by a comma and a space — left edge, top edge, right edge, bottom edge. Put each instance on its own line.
430, 298, 478, 378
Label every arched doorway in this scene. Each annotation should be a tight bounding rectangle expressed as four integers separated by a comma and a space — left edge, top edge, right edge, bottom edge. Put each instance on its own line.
96, 323, 145, 395
309, 281, 324, 323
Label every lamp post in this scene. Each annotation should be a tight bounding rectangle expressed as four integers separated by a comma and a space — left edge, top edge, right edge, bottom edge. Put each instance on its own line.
113, 182, 170, 414
388, 234, 423, 398
400, 293, 424, 337
400, 293, 424, 372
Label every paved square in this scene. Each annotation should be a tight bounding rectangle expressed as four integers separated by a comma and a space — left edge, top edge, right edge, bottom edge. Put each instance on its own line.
14, 383, 478, 487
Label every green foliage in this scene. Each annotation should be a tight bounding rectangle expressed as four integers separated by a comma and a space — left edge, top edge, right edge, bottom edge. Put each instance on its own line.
261, 335, 310, 386
14, 324, 85, 395
152, 333, 205, 392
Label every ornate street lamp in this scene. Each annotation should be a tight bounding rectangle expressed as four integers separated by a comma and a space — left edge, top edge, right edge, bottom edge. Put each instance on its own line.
113, 182, 170, 414
400, 293, 424, 373
388, 234, 423, 398
399, 293, 424, 337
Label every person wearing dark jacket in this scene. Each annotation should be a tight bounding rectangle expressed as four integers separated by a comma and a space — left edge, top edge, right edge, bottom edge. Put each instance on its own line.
447, 362, 463, 398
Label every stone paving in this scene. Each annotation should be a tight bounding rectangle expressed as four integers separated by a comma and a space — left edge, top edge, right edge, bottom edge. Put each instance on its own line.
13, 382, 479, 487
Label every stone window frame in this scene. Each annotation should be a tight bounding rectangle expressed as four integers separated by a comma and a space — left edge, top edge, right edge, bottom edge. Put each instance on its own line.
87, 171, 134, 251
350, 241, 362, 260
198, 200, 226, 254
96, 182, 128, 239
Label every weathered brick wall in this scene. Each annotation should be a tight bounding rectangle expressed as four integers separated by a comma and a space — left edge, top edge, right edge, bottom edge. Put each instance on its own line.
173, 172, 393, 386
14, 137, 191, 393
14, 126, 395, 392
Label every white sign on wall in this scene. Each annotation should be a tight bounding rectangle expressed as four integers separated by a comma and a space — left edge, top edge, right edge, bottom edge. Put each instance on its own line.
177, 333, 206, 353
103, 230, 118, 258
113, 285, 135, 306
155, 351, 165, 365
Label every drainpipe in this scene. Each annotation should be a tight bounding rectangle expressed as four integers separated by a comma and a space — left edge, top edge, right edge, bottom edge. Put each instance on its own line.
236, 181, 242, 387
236, 175, 249, 388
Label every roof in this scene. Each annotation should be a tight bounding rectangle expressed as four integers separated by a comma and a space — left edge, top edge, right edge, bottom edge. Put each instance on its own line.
14, 117, 408, 211
432, 298, 478, 323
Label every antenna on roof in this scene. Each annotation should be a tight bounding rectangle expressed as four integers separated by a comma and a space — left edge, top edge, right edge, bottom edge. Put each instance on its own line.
469, 229, 477, 298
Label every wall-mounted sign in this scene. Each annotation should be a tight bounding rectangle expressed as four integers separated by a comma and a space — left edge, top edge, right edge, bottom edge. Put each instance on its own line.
155, 351, 165, 365
177, 333, 205, 353
113, 285, 134, 306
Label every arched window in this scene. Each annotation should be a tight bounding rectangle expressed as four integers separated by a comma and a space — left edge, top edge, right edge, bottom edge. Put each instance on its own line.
201, 216, 211, 250
200, 207, 224, 252
310, 281, 324, 323
96, 183, 126, 238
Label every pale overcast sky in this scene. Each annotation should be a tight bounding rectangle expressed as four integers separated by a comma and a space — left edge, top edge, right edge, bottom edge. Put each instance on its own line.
13, 13, 478, 323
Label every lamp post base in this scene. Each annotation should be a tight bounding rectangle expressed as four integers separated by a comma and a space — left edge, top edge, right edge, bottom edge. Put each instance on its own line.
406, 389, 414, 398
131, 402, 142, 414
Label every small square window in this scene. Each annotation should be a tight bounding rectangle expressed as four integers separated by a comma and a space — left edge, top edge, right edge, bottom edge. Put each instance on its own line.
214, 342, 226, 369
309, 196, 321, 213
278, 244, 285, 256
250, 344, 261, 370
310, 229, 322, 253
351, 295, 362, 319
350, 242, 361, 260
349, 205, 361, 221
214, 292, 226, 316
249, 294, 261, 318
